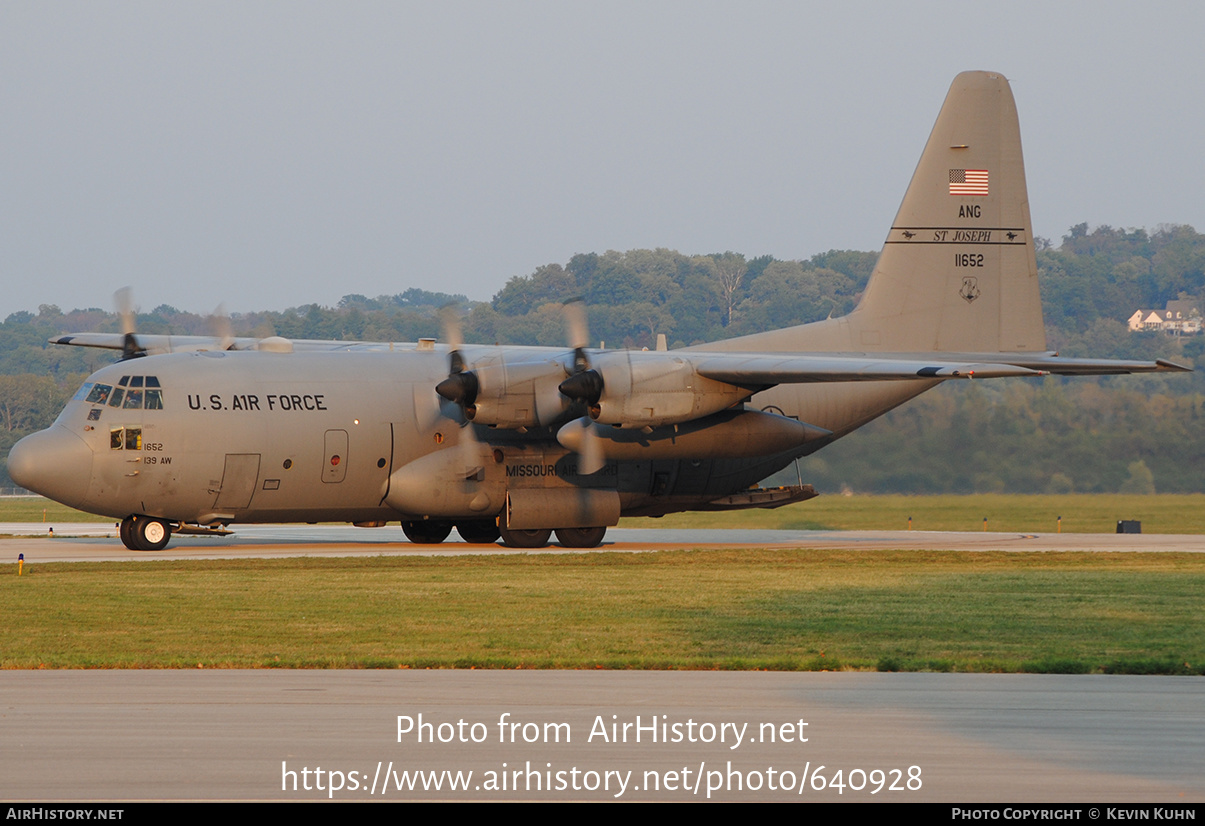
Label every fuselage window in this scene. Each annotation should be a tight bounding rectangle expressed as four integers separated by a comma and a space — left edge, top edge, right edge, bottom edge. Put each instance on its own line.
109, 426, 143, 450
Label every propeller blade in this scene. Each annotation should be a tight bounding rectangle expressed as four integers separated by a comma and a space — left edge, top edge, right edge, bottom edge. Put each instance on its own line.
458, 419, 484, 479
439, 303, 466, 373
579, 424, 605, 475
113, 287, 145, 360
557, 416, 606, 475
210, 303, 234, 351
115, 287, 136, 334
563, 299, 589, 352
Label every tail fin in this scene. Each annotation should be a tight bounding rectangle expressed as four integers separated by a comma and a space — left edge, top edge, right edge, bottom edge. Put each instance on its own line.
853, 70, 1045, 352
715, 71, 1046, 355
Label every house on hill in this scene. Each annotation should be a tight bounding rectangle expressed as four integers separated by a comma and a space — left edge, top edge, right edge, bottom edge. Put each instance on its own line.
1127, 300, 1202, 335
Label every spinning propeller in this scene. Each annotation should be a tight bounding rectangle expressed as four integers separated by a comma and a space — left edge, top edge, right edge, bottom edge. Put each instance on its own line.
432, 299, 610, 474
435, 304, 479, 412
434, 305, 484, 478
556, 299, 607, 474
115, 287, 146, 361
114, 288, 237, 359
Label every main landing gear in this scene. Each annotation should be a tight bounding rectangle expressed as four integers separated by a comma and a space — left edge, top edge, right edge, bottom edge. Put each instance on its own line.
400, 520, 453, 544
497, 525, 607, 548
553, 527, 607, 548
399, 521, 607, 548
399, 520, 506, 546
455, 520, 502, 544
497, 525, 552, 548
119, 515, 172, 551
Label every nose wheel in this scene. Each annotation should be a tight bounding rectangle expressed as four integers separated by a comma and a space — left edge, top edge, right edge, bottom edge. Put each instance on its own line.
120, 515, 172, 551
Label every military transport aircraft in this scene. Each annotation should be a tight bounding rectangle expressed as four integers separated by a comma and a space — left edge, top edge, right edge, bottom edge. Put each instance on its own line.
7, 71, 1188, 550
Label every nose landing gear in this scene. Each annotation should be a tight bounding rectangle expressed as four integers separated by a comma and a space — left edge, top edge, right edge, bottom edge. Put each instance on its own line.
120, 515, 172, 551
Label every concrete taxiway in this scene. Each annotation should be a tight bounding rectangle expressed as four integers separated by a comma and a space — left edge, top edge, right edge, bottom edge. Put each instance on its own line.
1, 670, 1201, 802
2, 523, 1203, 562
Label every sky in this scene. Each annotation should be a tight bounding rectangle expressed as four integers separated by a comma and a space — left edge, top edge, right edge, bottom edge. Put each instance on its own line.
3, 1, 1204, 317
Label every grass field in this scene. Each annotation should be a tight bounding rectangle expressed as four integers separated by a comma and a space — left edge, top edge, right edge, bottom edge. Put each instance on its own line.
5, 492, 1205, 533
622, 493, 1205, 534
5, 550, 1203, 673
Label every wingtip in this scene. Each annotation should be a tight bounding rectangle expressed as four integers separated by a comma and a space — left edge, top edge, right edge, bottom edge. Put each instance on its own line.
1156, 359, 1193, 372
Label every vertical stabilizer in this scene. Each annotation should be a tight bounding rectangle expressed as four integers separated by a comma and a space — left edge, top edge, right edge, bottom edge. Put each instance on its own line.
708, 71, 1046, 355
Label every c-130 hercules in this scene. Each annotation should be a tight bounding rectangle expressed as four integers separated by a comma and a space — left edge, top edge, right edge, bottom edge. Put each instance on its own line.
9, 71, 1187, 550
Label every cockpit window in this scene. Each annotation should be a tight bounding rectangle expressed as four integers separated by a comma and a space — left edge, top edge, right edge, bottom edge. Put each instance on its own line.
81, 377, 163, 410
85, 384, 112, 405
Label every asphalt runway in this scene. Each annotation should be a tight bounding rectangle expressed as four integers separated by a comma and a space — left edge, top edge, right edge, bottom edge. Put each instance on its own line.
2, 670, 1202, 802
3, 523, 1203, 562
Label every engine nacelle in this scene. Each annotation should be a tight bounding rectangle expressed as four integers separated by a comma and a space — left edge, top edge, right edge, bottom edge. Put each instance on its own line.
385, 447, 504, 518
590, 351, 749, 428
461, 357, 571, 429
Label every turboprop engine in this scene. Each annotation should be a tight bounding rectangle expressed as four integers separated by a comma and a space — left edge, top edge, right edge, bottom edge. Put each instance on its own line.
560, 350, 752, 428
436, 353, 573, 429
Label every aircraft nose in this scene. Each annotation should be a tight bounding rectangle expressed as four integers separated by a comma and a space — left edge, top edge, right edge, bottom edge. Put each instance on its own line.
7, 426, 94, 509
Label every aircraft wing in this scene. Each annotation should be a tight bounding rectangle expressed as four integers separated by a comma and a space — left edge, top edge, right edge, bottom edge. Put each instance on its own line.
976, 355, 1191, 375
692, 354, 1045, 386
47, 333, 374, 353
693, 351, 1188, 387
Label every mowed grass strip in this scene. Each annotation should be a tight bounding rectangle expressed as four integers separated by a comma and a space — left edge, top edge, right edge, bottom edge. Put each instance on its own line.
4, 550, 1203, 673
621, 493, 1205, 534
